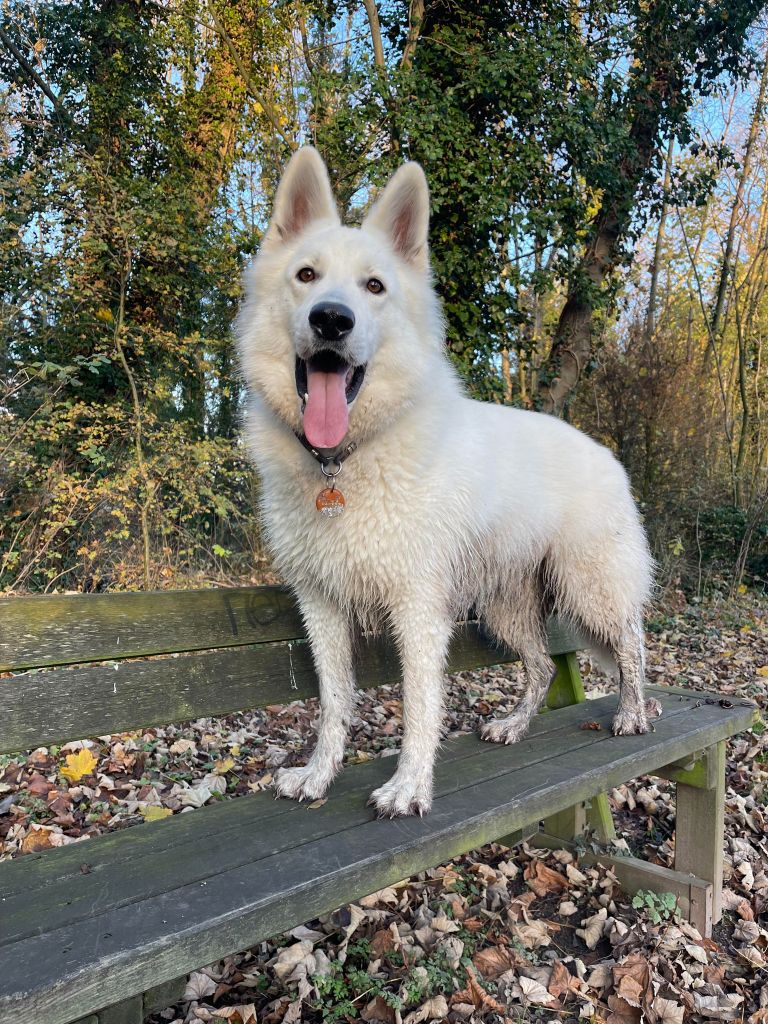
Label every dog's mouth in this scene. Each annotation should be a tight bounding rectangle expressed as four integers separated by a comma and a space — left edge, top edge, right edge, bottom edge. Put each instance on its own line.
295, 352, 366, 449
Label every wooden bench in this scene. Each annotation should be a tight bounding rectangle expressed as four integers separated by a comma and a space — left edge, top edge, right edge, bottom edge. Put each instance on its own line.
0, 585, 756, 1024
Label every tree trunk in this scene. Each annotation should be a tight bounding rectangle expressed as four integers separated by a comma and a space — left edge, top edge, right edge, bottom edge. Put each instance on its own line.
706, 44, 768, 367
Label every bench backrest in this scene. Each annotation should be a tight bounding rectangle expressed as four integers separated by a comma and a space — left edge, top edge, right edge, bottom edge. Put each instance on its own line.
0, 586, 586, 755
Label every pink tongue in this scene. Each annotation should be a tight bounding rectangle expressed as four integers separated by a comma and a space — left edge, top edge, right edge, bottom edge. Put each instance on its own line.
303, 368, 349, 449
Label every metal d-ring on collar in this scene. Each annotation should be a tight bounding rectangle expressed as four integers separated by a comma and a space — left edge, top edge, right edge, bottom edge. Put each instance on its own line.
295, 432, 358, 480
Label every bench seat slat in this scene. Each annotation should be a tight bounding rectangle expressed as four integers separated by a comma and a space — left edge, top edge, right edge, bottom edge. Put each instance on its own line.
0, 620, 587, 755
0, 699, 625, 935
0, 689, 754, 1024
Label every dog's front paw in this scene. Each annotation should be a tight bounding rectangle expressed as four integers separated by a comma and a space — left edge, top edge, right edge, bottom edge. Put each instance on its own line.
274, 763, 333, 803
368, 773, 432, 818
480, 713, 529, 745
612, 707, 649, 736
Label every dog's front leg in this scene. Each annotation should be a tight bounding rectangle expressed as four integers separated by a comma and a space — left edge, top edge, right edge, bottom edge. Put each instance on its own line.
369, 596, 452, 818
274, 591, 354, 803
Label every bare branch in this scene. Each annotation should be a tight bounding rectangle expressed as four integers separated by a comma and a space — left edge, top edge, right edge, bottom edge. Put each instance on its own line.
206, 2, 297, 152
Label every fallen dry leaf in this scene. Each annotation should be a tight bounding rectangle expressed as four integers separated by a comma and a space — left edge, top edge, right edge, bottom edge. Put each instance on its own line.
613, 954, 650, 1009
361, 994, 398, 1023
403, 995, 449, 1024
577, 907, 607, 949
654, 997, 684, 1024
21, 827, 54, 854
183, 970, 216, 1001
606, 993, 642, 1024
517, 974, 559, 1009
472, 945, 522, 979
548, 960, 582, 1001
525, 859, 568, 896
140, 805, 173, 822
60, 748, 98, 783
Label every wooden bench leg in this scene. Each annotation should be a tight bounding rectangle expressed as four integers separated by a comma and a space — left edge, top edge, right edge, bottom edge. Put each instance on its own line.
673, 740, 725, 933
542, 653, 616, 844
73, 997, 143, 1024
71, 979, 185, 1024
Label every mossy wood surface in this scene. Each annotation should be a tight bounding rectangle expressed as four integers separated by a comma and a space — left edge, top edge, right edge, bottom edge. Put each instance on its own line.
0, 617, 587, 757
0, 688, 753, 1024
3, 624, 505, 754
0, 586, 586, 672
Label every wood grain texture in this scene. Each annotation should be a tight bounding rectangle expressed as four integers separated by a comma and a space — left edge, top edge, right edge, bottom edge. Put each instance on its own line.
1, 703, 624, 940
674, 740, 726, 927
0, 689, 753, 1024
0, 606, 587, 755
2, 623, 513, 754
0, 586, 303, 671
0, 585, 586, 672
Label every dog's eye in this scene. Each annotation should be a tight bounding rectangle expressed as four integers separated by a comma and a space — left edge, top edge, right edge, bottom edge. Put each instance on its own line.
366, 278, 384, 294
297, 267, 316, 283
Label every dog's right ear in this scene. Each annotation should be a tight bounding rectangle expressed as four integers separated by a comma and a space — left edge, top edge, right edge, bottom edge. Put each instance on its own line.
262, 147, 340, 249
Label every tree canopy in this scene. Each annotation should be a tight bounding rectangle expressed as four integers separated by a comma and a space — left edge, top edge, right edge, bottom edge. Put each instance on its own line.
1, 0, 767, 593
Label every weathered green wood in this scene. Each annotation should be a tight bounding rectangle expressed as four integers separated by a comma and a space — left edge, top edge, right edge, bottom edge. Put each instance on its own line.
543, 651, 616, 843
143, 979, 185, 1015
0, 623, 516, 755
534, 832, 714, 936
96, 1000, 142, 1024
674, 740, 726, 928
0, 690, 752, 1024
653, 750, 717, 789
546, 652, 586, 709
0, 586, 305, 672
1, 702, 627, 939
0, 585, 586, 672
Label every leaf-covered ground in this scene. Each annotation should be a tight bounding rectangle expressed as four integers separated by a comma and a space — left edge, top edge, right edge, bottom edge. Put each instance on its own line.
1, 594, 767, 1023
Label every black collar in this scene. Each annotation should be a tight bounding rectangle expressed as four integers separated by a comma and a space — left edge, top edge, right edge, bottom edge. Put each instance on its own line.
295, 432, 358, 471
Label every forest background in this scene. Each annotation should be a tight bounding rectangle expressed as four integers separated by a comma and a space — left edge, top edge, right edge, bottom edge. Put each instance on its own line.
1, 0, 768, 600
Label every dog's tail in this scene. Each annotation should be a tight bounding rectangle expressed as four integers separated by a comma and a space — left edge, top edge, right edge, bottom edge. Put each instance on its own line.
585, 638, 619, 680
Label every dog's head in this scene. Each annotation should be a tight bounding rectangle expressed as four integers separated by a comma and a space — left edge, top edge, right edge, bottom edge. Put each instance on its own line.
237, 147, 444, 452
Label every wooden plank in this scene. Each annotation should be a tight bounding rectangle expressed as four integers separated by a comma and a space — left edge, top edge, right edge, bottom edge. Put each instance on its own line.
0, 692, 753, 1024
674, 740, 726, 929
0, 586, 304, 671
533, 833, 714, 936
653, 750, 718, 789
0, 623, 513, 755
0, 584, 587, 673
1, 701, 629, 940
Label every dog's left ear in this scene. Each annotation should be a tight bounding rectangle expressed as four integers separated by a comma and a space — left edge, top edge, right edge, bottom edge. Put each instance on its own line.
263, 147, 340, 249
363, 163, 430, 270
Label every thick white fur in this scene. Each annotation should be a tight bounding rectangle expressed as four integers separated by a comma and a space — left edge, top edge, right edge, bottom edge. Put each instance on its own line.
237, 147, 653, 817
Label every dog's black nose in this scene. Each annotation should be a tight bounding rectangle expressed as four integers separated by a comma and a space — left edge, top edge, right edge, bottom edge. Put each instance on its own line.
308, 302, 355, 343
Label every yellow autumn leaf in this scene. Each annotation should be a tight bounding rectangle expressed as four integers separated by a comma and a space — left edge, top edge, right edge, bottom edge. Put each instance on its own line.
140, 805, 173, 822
213, 756, 236, 774
60, 748, 98, 783
757, 666, 768, 678
94, 307, 114, 323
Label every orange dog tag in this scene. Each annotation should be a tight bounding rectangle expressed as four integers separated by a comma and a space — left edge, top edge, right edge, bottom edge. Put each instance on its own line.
316, 487, 345, 517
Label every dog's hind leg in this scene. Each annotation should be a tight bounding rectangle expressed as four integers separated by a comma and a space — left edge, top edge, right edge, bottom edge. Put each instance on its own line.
274, 589, 355, 802
480, 582, 554, 745
369, 591, 453, 818
607, 615, 648, 736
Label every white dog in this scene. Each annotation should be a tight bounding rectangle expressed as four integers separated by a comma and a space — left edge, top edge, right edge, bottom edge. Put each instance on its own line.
236, 147, 652, 818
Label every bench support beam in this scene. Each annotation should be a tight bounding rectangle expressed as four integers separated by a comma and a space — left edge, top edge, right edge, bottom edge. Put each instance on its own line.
542, 653, 616, 844
534, 832, 714, 935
